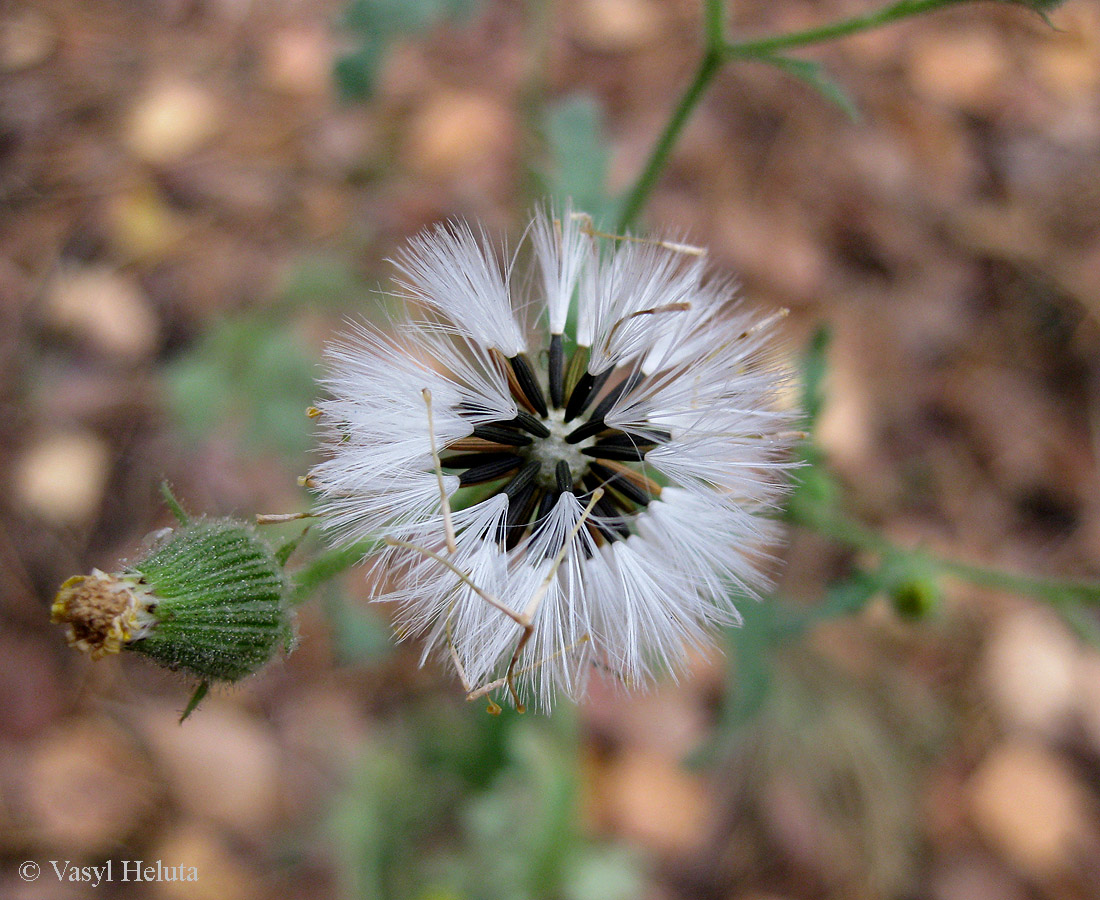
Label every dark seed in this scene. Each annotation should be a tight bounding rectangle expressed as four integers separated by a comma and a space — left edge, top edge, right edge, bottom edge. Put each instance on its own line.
588, 370, 644, 425
555, 460, 573, 494
589, 492, 630, 540
588, 462, 653, 507
456, 454, 524, 485
508, 353, 548, 419
565, 416, 610, 444
563, 368, 612, 422
548, 334, 565, 409
505, 482, 536, 527
628, 426, 671, 443
563, 344, 590, 403
583, 472, 643, 518
502, 460, 542, 501
581, 443, 649, 462
536, 489, 558, 522
591, 432, 664, 450
471, 424, 533, 446
445, 451, 521, 469
507, 411, 551, 439
505, 484, 542, 549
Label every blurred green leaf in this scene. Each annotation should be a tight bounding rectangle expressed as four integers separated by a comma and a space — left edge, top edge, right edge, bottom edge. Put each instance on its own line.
326, 592, 395, 662
291, 539, 379, 604
707, 570, 882, 757
335, 0, 485, 100
333, 42, 382, 100
332, 742, 441, 900
331, 714, 644, 900
721, 600, 779, 731
410, 700, 518, 791
278, 256, 378, 311
539, 95, 616, 225
817, 569, 882, 621
758, 54, 861, 122
165, 315, 319, 460
785, 326, 842, 523
800, 324, 831, 430
564, 848, 645, 900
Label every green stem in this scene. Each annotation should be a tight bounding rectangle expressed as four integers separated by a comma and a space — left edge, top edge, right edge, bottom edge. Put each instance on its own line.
723, 0, 963, 60
936, 557, 1100, 606
616, 0, 969, 232
702, 0, 726, 42
789, 502, 1100, 608
290, 539, 379, 604
615, 0, 726, 233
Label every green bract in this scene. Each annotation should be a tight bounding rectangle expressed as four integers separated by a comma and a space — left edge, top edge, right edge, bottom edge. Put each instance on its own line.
127, 520, 293, 681
53, 519, 294, 684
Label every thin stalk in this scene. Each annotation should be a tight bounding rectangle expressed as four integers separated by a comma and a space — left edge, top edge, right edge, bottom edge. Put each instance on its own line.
617, 0, 971, 232
615, 50, 722, 233
723, 0, 963, 59
936, 557, 1100, 606
615, 0, 726, 232
789, 502, 1100, 608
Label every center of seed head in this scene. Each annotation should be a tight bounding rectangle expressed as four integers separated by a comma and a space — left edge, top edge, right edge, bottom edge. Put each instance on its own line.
440, 347, 662, 551
527, 410, 593, 487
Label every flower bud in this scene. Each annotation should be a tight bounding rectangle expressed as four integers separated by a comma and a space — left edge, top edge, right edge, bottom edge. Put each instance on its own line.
879, 551, 943, 621
52, 519, 294, 683
889, 575, 942, 621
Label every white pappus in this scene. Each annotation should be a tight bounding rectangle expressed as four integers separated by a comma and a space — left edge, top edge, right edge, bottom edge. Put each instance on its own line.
310, 204, 798, 712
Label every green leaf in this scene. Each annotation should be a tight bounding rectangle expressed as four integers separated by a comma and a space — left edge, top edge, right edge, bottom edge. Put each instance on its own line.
800, 324, 831, 429
758, 54, 861, 122
291, 539, 378, 603
165, 315, 319, 461
538, 95, 615, 225
326, 593, 394, 662
179, 680, 209, 723
274, 527, 310, 567
159, 480, 190, 525
335, 0, 486, 101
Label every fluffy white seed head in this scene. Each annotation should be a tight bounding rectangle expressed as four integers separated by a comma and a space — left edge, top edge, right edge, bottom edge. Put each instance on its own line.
312, 207, 797, 711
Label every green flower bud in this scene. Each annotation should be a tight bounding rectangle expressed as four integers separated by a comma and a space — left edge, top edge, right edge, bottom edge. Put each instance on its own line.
52, 519, 294, 683
879, 550, 943, 621
889, 576, 942, 620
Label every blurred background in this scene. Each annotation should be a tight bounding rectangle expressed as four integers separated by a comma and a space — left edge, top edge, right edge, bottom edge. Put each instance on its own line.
2, 1, 1100, 898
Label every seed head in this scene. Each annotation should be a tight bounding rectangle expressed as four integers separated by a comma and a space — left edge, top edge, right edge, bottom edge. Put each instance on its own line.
312, 205, 797, 709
